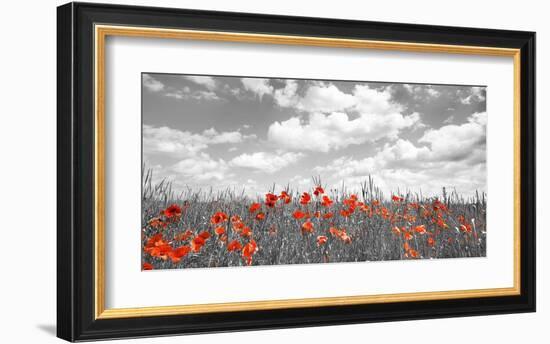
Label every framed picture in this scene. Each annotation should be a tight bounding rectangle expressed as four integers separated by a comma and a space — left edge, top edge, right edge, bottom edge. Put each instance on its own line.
57, 2, 536, 341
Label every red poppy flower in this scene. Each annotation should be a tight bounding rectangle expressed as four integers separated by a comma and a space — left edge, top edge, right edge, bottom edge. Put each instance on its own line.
321, 195, 333, 207
340, 232, 352, 244
191, 236, 206, 252
174, 229, 194, 241
301, 220, 314, 234
436, 217, 449, 229
292, 210, 307, 219
322, 212, 334, 219
249, 203, 261, 213
300, 192, 311, 205
380, 207, 390, 219
183, 229, 195, 240
427, 237, 435, 247
392, 226, 402, 236
214, 226, 226, 236
230, 215, 242, 223
198, 231, 211, 240
313, 211, 321, 218
460, 224, 472, 233
279, 191, 292, 204
144, 234, 173, 259
227, 240, 242, 252
414, 225, 427, 234
255, 212, 266, 221
232, 220, 245, 233
242, 240, 258, 265
408, 249, 420, 258
358, 204, 370, 213
403, 231, 413, 241
329, 227, 342, 237
343, 196, 357, 208
265, 193, 279, 208
142, 262, 153, 270
432, 199, 448, 212
329, 227, 351, 243
240, 227, 252, 237
344, 195, 358, 207
391, 195, 404, 202
340, 209, 352, 217
317, 235, 328, 246
168, 245, 191, 263
210, 211, 228, 225
148, 217, 165, 229
313, 186, 325, 196
164, 204, 183, 218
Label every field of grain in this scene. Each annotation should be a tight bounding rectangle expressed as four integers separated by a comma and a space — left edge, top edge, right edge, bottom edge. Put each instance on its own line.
141, 170, 486, 270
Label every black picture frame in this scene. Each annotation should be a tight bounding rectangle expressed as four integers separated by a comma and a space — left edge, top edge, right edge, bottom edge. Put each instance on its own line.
57, 2, 536, 342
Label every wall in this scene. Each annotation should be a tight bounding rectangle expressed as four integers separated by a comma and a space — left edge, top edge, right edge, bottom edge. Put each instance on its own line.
0, 0, 545, 342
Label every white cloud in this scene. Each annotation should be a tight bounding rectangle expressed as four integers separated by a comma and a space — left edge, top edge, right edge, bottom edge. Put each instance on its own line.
241, 78, 273, 100
353, 85, 403, 114
171, 153, 229, 182
143, 125, 254, 157
230, 151, 304, 173
144, 156, 232, 191
289, 175, 312, 188
377, 139, 431, 164
312, 139, 427, 180
314, 112, 487, 196
297, 83, 356, 112
182, 75, 217, 90
335, 163, 486, 198
267, 111, 420, 152
143, 125, 207, 157
426, 87, 441, 97
402, 84, 442, 101
273, 80, 299, 107
443, 115, 455, 124
460, 86, 486, 104
317, 112, 486, 175
318, 154, 486, 197
165, 89, 222, 101
222, 84, 249, 100
419, 112, 486, 162
272, 83, 401, 115
143, 74, 164, 92
202, 127, 256, 144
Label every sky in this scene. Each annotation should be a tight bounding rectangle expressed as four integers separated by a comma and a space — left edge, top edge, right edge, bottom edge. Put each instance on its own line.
142, 73, 487, 199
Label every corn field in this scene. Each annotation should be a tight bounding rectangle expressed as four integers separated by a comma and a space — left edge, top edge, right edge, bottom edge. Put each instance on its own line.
141, 167, 486, 270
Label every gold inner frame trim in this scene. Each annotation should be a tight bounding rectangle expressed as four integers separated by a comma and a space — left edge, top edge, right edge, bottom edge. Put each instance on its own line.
94, 24, 521, 319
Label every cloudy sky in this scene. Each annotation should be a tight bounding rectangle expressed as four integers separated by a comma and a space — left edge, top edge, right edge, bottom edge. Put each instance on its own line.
142, 73, 487, 199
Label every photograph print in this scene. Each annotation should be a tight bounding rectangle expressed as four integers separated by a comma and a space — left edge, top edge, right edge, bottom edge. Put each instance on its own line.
141, 73, 487, 270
